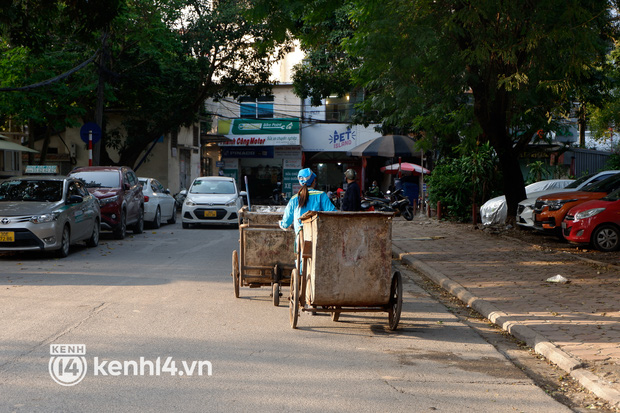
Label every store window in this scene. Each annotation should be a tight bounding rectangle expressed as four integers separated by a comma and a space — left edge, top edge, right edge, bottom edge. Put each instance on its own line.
239, 96, 274, 119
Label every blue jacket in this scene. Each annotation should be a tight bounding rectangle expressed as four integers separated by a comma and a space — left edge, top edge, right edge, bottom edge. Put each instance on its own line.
279, 190, 337, 234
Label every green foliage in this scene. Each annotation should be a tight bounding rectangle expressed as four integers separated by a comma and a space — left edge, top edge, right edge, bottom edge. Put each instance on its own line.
427, 143, 501, 221
606, 142, 620, 170
588, 44, 620, 144
527, 161, 549, 182
0, 0, 291, 167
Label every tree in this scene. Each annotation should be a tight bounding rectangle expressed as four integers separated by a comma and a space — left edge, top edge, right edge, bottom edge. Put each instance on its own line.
101, 0, 291, 167
0, 0, 122, 164
0, 0, 291, 168
270, 0, 616, 221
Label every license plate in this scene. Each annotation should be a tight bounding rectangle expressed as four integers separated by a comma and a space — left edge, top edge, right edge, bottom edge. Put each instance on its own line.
204, 210, 216, 218
0, 231, 15, 242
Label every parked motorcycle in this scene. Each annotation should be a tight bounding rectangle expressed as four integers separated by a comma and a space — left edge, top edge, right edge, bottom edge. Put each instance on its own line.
361, 188, 414, 221
174, 189, 187, 211
269, 182, 288, 205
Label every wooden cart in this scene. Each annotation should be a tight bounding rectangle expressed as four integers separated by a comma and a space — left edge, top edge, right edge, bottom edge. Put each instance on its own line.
289, 211, 402, 330
231, 206, 295, 306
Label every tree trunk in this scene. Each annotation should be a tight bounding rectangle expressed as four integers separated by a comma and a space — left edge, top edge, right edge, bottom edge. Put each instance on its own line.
472, 83, 526, 221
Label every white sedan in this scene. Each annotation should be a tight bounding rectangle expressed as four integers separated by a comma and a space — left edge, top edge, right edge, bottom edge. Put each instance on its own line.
181, 176, 246, 228
138, 177, 176, 228
480, 179, 574, 226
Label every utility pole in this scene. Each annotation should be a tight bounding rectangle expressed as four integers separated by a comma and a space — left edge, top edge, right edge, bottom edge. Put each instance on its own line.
94, 30, 109, 166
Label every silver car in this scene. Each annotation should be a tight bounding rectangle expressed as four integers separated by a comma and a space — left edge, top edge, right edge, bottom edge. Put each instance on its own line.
0, 175, 100, 257
138, 177, 176, 228
181, 176, 246, 228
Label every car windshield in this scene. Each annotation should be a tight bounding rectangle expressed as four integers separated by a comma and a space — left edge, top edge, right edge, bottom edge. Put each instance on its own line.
190, 180, 235, 194
0, 180, 63, 202
71, 171, 120, 188
602, 188, 620, 202
584, 173, 620, 193
564, 173, 594, 189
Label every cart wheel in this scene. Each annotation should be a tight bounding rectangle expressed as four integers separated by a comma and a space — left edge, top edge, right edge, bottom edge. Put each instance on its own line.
272, 282, 280, 307
289, 269, 300, 329
232, 250, 240, 298
331, 306, 341, 322
388, 271, 403, 331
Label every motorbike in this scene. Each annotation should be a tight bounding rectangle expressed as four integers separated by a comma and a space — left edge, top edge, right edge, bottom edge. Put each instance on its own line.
174, 189, 187, 211
361, 188, 414, 221
269, 182, 288, 205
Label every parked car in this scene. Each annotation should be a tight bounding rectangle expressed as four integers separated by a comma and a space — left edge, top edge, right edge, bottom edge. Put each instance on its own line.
181, 176, 246, 228
517, 170, 620, 228
480, 179, 574, 226
69, 166, 144, 239
562, 188, 620, 252
138, 177, 176, 228
533, 173, 620, 234
0, 175, 100, 257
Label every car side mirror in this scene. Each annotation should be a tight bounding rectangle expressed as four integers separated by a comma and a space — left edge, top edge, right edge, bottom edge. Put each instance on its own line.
240, 191, 248, 197
67, 195, 83, 204
164, 189, 171, 194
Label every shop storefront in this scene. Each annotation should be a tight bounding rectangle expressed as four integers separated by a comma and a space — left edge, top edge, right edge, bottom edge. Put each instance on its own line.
217, 118, 302, 203
301, 123, 382, 192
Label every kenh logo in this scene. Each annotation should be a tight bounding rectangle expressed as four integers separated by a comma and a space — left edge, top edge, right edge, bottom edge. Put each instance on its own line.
49, 344, 87, 386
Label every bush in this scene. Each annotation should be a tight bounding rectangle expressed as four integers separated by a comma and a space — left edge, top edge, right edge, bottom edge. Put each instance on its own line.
427, 143, 501, 221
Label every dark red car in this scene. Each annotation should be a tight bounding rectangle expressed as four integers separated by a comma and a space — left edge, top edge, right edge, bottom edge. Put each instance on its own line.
562, 188, 620, 252
69, 166, 144, 239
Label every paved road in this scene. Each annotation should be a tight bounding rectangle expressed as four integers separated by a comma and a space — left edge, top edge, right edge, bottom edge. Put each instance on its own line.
1, 218, 571, 412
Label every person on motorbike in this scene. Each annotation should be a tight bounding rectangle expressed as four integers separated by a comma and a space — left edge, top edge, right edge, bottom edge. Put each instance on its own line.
366, 180, 382, 198
341, 169, 361, 211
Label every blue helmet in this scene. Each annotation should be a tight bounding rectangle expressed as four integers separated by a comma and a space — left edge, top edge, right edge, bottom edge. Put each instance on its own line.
298, 168, 316, 186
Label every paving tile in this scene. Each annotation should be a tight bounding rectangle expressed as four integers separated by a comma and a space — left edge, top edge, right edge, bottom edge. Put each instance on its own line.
392, 216, 620, 402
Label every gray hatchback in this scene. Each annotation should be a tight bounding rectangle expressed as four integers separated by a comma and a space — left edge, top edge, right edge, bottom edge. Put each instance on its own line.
0, 175, 101, 257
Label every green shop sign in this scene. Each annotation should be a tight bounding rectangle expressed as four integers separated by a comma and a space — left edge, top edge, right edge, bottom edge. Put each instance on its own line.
218, 118, 300, 146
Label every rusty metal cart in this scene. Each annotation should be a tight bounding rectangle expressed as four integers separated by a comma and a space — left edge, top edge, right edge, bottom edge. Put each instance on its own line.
231, 206, 295, 306
289, 211, 402, 330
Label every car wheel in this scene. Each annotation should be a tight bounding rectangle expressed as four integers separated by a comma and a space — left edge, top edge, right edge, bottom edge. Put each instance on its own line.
85, 219, 100, 247
56, 225, 71, 258
133, 208, 144, 234
113, 211, 127, 240
592, 224, 620, 252
167, 207, 177, 224
152, 207, 161, 229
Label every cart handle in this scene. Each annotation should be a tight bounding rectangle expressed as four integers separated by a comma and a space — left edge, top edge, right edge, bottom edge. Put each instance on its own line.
238, 223, 281, 229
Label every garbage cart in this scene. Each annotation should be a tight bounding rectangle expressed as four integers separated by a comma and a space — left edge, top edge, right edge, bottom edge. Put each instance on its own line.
289, 211, 402, 330
232, 206, 295, 306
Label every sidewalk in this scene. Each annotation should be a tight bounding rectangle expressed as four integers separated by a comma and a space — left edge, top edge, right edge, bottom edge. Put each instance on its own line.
391, 214, 620, 408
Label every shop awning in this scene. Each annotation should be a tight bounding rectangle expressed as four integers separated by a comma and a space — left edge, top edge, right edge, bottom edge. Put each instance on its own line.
0, 135, 38, 153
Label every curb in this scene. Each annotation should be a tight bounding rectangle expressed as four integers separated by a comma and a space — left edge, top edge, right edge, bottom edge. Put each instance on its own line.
392, 244, 620, 407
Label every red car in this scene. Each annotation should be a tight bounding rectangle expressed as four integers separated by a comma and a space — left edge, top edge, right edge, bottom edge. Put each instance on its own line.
562, 188, 620, 252
70, 166, 144, 239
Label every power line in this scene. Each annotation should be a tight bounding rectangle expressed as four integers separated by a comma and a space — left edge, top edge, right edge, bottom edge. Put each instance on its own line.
0, 49, 100, 92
